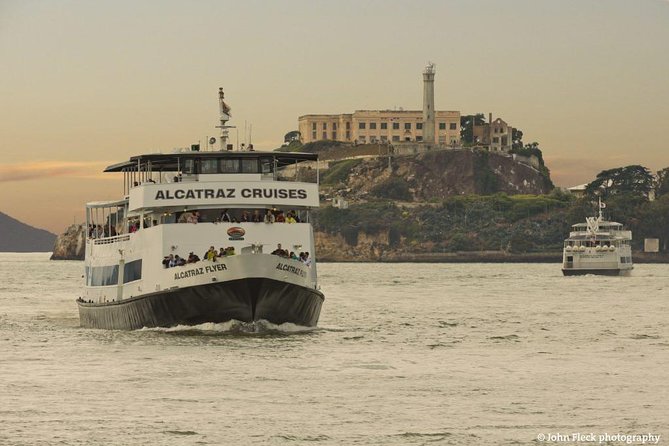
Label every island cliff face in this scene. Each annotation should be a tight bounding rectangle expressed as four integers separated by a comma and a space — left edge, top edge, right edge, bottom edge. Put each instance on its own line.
328, 149, 551, 200
50, 224, 86, 260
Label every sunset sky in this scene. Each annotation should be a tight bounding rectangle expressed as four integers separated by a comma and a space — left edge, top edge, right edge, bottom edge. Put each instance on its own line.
1, 0, 668, 234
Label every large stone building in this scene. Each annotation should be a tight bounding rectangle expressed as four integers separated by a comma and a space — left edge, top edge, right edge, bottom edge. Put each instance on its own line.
298, 64, 460, 147
298, 110, 461, 145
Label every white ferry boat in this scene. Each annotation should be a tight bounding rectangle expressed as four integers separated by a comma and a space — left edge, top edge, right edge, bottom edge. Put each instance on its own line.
78, 89, 324, 329
562, 200, 633, 276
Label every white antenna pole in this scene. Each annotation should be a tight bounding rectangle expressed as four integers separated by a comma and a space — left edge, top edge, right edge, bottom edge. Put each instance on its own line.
249, 124, 253, 145
216, 87, 235, 151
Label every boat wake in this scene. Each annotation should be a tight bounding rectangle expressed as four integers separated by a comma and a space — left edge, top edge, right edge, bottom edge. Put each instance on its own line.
139, 319, 320, 336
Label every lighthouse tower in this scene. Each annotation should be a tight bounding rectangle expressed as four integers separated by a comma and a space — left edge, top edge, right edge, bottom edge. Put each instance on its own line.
422, 63, 436, 144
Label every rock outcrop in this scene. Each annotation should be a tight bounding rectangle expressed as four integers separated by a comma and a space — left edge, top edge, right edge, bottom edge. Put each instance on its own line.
50, 224, 86, 260
337, 149, 552, 200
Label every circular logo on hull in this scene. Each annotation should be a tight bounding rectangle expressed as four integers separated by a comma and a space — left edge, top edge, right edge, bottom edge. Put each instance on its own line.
227, 227, 245, 240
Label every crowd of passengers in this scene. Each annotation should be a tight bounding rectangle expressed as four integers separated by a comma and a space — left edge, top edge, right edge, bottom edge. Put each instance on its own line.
88, 224, 117, 239
270, 243, 312, 266
162, 245, 236, 268
89, 209, 302, 239
177, 209, 300, 224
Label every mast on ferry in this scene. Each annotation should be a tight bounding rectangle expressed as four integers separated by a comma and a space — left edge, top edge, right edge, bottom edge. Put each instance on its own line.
216, 88, 234, 151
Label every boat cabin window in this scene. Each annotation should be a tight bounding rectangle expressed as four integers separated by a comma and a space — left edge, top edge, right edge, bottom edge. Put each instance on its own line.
241, 159, 258, 173
183, 159, 196, 175
201, 159, 218, 174
221, 158, 239, 173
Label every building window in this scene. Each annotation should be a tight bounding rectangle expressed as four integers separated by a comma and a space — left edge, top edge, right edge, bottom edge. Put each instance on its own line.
312, 131, 316, 140
416, 136, 423, 142
393, 122, 400, 130
449, 123, 457, 130
312, 123, 316, 131
404, 123, 411, 130
392, 135, 400, 142
381, 135, 387, 142
439, 122, 446, 130
416, 123, 423, 130
370, 136, 377, 143
492, 137, 499, 143
332, 131, 337, 140
346, 122, 350, 129
323, 123, 327, 130
380, 122, 387, 130
359, 122, 366, 129
370, 122, 377, 130
333, 123, 337, 130
346, 131, 350, 140
323, 131, 327, 139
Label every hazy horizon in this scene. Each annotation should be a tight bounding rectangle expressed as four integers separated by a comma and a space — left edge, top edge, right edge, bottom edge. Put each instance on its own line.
1, 0, 668, 234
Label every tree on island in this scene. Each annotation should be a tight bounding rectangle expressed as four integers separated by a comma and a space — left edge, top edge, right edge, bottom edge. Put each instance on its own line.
585, 165, 654, 200
460, 114, 485, 144
655, 167, 669, 198
284, 130, 301, 144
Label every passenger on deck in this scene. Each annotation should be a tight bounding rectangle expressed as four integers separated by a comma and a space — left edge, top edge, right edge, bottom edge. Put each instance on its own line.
275, 211, 286, 223
252, 210, 262, 222
271, 244, 284, 256
187, 252, 200, 263
218, 247, 227, 257
162, 255, 173, 268
205, 246, 217, 261
240, 211, 250, 222
264, 210, 275, 224
285, 213, 296, 224
220, 209, 231, 222
303, 252, 312, 267
289, 210, 301, 223
290, 251, 298, 260
168, 255, 178, 268
186, 211, 200, 224
226, 246, 235, 256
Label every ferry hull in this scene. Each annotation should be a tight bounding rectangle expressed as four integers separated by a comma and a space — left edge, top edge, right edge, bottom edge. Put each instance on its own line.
78, 278, 324, 330
562, 268, 632, 276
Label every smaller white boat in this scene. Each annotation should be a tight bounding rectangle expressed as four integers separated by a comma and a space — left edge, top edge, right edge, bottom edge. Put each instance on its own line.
562, 199, 633, 276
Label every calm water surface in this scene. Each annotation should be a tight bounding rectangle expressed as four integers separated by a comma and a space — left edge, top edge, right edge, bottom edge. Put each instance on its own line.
1, 253, 667, 445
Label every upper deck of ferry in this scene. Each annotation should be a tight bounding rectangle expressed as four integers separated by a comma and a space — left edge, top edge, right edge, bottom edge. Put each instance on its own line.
104, 150, 319, 193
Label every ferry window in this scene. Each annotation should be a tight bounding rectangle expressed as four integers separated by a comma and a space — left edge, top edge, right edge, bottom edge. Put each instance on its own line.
221, 158, 240, 173
183, 159, 196, 174
241, 159, 258, 173
201, 159, 218, 174
260, 158, 273, 174
123, 259, 142, 283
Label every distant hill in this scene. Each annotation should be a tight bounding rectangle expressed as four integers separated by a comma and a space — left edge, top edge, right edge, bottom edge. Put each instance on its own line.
0, 212, 57, 252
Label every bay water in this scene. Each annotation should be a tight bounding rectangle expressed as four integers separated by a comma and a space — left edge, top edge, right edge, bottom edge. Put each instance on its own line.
1, 253, 667, 445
